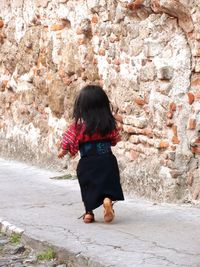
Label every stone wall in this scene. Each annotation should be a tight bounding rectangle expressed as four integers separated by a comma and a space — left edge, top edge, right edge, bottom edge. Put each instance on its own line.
0, 0, 200, 202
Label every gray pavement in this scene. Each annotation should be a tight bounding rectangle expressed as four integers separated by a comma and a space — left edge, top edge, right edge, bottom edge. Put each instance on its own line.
0, 158, 200, 267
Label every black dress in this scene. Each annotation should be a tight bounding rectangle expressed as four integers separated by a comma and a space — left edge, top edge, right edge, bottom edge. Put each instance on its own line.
76, 141, 124, 212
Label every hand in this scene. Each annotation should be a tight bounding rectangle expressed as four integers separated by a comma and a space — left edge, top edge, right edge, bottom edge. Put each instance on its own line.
58, 150, 66, 159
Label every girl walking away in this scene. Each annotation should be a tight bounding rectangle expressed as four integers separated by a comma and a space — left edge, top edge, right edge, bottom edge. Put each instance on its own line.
58, 84, 124, 223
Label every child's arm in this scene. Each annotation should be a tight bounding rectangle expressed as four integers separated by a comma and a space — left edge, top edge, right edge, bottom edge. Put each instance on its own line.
58, 149, 67, 158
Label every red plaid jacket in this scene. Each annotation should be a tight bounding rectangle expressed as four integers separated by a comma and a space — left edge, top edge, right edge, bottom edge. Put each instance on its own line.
61, 123, 120, 156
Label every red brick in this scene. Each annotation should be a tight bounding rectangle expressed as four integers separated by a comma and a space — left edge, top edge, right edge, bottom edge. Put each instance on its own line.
191, 136, 200, 146
2, 80, 8, 89
172, 136, 180, 144
62, 77, 72, 85
98, 49, 106, 56
0, 32, 5, 44
172, 125, 178, 136
191, 146, 200, 154
0, 20, 4, 28
93, 58, 98, 65
114, 59, 121, 65
169, 102, 176, 112
44, 25, 48, 31
91, 15, 98, 24
143, 128, 153, 137
0, 121, 5, 129
191, 77, 200, 86
134, 96, 147, 106
126, 0, 144, 9
37, 105, 45, 113
187, 92, 194, 104
159, 140, 169, 149
196, 137, 200, 144
187, 118, 196, 130
166, 119, 173, 127
167, 112, 173, 119
50, 23, 65, 31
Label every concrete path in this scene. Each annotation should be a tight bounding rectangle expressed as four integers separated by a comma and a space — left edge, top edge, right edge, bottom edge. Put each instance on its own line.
0, 158, 200, 267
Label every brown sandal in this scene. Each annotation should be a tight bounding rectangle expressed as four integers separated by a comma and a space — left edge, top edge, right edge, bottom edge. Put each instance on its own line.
83, 212, 95, 223
103, 198, 115, 223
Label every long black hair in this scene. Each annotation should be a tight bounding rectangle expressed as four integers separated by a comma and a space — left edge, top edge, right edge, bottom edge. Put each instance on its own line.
73, 84, 116, 136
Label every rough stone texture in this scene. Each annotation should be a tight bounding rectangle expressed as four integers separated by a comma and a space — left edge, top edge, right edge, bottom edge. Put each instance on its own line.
0, 0, 200, 203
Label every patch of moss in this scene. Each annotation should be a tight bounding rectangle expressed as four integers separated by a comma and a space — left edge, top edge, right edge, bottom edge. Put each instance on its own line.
50, 174, 77, 180
9, 233, 21, 244
37, 248, 56, 262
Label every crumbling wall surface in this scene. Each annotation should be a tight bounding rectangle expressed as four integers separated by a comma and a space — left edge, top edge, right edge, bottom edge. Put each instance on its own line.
0, 0, 200, 202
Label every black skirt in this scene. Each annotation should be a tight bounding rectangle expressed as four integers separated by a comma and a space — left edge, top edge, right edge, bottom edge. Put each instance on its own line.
76, 152, 124, 211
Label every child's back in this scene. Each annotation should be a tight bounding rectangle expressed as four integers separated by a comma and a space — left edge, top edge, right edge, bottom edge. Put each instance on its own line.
58, 85, 124, 223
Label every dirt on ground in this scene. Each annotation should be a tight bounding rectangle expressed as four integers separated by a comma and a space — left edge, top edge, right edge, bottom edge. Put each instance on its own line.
0, 232, 66, 267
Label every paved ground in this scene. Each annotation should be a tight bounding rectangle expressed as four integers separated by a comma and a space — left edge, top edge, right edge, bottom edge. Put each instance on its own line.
0, 158, 200, 267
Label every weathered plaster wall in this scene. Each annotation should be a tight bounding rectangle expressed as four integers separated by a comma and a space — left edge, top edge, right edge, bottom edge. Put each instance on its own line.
0, 0, 200, 202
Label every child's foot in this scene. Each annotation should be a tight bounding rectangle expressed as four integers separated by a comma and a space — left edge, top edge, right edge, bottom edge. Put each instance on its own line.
103, 198, 115, 223
83, 212, 95, 223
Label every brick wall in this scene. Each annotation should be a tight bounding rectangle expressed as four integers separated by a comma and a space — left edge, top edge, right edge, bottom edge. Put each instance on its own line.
0, 0, 200, 202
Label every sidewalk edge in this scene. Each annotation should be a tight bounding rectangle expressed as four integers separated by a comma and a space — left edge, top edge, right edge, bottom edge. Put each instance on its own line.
0, 218, 105, 267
